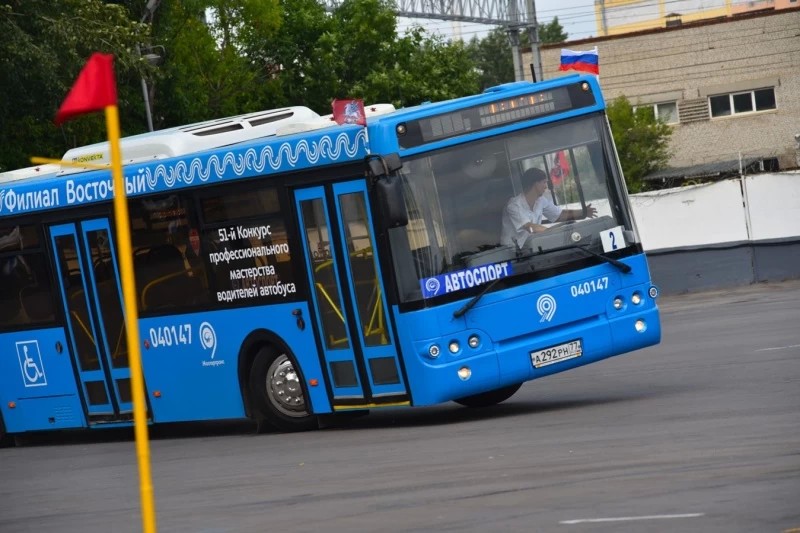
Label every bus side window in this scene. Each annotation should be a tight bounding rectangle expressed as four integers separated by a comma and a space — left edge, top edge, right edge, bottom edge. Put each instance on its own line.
138, 244, 204, 311
129, 193, 209, 313
0, 225, 56, 328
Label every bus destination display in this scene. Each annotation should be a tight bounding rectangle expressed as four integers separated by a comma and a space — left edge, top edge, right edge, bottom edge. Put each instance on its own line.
398, 82, 595, 148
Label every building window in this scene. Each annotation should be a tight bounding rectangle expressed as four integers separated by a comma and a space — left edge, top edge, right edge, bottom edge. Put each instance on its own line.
709, 88, 776, 118
634, 102, 679, 124
653, 102, 679, 124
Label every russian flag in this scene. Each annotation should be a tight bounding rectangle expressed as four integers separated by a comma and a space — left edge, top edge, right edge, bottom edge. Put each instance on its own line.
559, 47, 599, 75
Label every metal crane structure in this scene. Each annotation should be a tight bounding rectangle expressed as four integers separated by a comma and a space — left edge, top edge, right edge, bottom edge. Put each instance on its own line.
322, 0, 544, 83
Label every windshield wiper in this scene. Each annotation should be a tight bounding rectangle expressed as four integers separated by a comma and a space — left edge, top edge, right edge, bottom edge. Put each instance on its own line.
452, 241, 538, 319
531, 243, 632, 273
453, 276, 504, 319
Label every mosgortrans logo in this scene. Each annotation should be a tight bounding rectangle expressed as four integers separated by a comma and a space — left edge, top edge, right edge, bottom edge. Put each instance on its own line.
420, 262, 513, 299
537, 293, 557, 322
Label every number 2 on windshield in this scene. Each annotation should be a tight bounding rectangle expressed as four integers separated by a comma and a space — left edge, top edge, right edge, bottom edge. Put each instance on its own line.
600, 226, 625, 253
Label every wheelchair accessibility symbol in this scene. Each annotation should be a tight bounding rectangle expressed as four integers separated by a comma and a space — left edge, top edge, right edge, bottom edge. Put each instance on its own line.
16, 340, 47, 387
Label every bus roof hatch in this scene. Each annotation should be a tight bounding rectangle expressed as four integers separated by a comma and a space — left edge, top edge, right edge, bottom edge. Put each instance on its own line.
57, 106, 321, 176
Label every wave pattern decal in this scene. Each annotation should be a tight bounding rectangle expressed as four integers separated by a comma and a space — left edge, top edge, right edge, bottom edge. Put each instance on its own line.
139, 130, 366, 189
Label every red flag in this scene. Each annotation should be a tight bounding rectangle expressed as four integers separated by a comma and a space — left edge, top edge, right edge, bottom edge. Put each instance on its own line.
55, 53, 117, 125
331, 99, 366, 126
549, 150, 570, 186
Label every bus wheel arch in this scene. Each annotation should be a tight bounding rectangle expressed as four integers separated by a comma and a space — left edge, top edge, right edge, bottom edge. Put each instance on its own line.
453, 383, 522, 408
237, 330, 318, 432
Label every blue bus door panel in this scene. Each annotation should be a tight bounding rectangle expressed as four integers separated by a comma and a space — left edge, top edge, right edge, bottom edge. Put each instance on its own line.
331, 180, 408, 398
294, 186, 367, 401
79, 218, 134, 413
49, 221, 136, 420
0, 328, 88, 432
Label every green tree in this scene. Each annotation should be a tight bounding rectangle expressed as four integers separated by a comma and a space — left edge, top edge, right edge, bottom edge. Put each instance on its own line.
606, 96, 672, 192
148, 0, 282, 127
467, 28, 514, 91
357, 27, 479, 108
248, 0, 332, 109
468, 18, 568, 90
0, 0, 148, 171
539, 16, 567, 44
252, 0, 478, 113
0, 0, 485, 173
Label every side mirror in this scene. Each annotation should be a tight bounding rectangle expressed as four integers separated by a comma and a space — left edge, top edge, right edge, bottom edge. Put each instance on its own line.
368, 154, 408, 228
367, 153, 402, 176
375, 174, 408, 228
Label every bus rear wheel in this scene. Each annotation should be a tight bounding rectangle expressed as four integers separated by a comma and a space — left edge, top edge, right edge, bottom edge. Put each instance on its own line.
454, 383, 522, 408
248, 346, 318, 432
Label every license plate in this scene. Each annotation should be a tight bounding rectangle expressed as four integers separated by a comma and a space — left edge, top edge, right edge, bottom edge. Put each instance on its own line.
530, 339, 583, 368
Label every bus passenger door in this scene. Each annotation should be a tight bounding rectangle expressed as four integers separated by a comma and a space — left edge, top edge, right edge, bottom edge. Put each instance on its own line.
295, 183, 409, 407
49, 219, 135, 420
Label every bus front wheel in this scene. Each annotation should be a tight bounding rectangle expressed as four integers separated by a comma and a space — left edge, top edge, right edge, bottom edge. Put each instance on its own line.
454, 383, 522, 408
248, 346, 318, 432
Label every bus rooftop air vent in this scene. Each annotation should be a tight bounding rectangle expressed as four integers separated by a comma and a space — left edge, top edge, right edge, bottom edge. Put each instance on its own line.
58, 107, 319, 176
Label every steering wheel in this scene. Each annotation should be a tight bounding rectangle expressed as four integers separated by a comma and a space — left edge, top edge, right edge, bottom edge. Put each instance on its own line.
548, 220, 575, 230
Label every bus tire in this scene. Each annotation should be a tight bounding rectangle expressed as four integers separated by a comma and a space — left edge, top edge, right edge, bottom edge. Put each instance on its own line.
453, 383, 522, 408
248, 346, 318, 432
0, 417, 12, 447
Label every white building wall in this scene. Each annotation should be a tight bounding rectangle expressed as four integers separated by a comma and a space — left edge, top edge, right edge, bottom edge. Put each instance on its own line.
631, 180, 748, 250
744, 172, 800, 241
629, 172, 800, 251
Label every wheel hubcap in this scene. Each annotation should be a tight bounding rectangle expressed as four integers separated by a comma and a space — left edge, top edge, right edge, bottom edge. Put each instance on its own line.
266, 354, 308, 418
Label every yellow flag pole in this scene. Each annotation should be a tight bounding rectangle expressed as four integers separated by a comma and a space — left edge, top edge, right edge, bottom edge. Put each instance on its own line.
105, 104, 158, 533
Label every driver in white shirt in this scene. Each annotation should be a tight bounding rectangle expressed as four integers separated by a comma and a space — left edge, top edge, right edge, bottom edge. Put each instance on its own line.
501, 167, 596, 246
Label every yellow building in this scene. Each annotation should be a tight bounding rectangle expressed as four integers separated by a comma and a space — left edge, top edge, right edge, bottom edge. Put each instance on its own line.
595, 0, 799, 36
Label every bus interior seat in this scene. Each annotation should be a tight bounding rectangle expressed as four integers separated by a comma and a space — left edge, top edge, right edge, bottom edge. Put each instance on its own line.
454, 177, 512, 252
66, 269, 83, 290
138, 244, 202, 310
93, 258, 113, 283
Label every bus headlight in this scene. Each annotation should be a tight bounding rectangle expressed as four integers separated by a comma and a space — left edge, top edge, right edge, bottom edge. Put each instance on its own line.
635, 319, 646, 333
457, 366, 472, 380
449, 341, 460, 354
631, 292, 642, 305
613, 297, 624, 310
468, 335, 480, 349
428, 344, 441, 358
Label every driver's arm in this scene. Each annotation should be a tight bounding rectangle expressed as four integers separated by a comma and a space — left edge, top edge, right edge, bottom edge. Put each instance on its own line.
556, 203, 598, 221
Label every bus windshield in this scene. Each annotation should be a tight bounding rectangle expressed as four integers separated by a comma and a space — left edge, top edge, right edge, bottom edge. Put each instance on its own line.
390, 114, 630, 303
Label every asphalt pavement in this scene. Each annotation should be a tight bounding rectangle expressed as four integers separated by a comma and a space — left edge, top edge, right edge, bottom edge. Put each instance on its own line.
1, 280, 798, 533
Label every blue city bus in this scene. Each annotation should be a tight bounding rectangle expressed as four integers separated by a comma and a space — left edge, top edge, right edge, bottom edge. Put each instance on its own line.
0, 74, 660, 441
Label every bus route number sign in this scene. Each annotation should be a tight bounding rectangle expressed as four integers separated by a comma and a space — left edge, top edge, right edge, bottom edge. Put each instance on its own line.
530, 339, 583, 369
